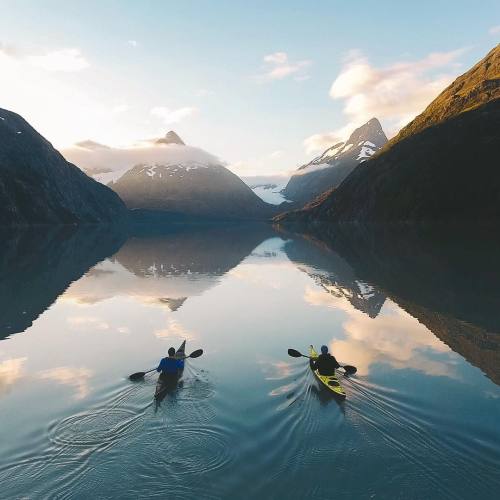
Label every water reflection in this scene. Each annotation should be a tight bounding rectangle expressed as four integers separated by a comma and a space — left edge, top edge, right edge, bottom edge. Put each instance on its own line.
284, 236, 386, 317
64, 224, 274, 309
0, 226, 125, 340
281, 225, 500, 385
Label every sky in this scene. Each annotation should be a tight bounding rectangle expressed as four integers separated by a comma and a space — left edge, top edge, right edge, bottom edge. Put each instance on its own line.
0, 0, 499, 177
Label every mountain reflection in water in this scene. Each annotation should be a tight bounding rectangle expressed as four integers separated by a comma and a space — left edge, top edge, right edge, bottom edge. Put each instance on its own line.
281, 224, 500, 385
0, 223, 499, 499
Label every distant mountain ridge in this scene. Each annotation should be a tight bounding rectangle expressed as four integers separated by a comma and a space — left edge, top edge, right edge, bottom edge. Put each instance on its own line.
276, 44, 500, 224
90, 132, 277, 220
283, 118, 387, 204
0, 108, 127, 225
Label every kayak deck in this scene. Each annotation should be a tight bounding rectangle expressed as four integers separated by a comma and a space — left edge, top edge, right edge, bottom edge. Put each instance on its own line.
154, 340, 186, 400
309, 345, 346, 399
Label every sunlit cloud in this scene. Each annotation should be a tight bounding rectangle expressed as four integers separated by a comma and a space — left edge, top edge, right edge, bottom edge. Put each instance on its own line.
303, 123, 354, 154
256, 51, 311, 82
154, 318, 196, 342
39, 366, 93, 400
150, 106, 198, 125
327, 48, 465, 136
259, 359, 294, 380
0, 357, 27, 395
67, 316, 110, 331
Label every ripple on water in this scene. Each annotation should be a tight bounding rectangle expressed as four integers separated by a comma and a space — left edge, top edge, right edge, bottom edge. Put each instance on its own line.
48, 407, 142, 450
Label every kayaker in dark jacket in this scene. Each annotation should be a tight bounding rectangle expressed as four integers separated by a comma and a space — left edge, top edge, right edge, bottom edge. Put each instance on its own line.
311, 345, 340, 375
157, 347, 185, 375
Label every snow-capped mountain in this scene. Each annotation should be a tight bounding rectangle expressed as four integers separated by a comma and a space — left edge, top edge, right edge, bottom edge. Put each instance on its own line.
65, 131, 275, 220
283, 118, 388, 204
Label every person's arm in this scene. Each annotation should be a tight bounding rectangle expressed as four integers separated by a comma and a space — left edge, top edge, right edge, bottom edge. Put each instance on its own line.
332, 356, 340, 369
176, 359, 185, 369
157, 359, 164, 373
311, 359, 318, 370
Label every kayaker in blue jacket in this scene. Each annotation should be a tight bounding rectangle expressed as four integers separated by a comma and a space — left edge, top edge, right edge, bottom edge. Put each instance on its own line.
311, 345, 340, 375
157, 347, 185, 375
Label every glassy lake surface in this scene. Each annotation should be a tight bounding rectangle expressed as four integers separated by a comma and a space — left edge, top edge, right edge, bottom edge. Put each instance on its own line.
1, 224, 500, 499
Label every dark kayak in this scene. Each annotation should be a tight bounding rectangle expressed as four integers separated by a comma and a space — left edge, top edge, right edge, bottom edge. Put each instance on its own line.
154, 340, 186, 401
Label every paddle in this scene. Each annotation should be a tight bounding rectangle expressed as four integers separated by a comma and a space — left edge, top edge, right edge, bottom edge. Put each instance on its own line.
129, 349, 204, 381
287, 348, 357, 375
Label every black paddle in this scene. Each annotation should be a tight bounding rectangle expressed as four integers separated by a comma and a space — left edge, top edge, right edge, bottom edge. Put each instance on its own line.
287, 348, 357, 375
129, 349, 204, 381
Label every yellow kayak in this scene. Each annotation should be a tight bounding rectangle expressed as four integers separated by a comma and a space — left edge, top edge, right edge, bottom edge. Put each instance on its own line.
309, 345, 346, 399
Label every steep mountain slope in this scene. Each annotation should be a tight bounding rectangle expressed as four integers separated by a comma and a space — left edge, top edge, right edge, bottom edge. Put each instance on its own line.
0, 108, 127, 225
283, 118, 387, 204
276, 44, 500, 224
104, 133, 275, 220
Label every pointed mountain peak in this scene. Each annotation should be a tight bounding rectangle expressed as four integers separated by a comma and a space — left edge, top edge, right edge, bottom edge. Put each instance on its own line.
156, 130, 185, 145
346, 117, 387, 147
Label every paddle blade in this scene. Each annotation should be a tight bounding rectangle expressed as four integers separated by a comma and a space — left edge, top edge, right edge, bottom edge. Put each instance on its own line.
288, 348, 303, 358
129, 372, 146, 381
343, 365, 357, 375
188, 349, 203, 359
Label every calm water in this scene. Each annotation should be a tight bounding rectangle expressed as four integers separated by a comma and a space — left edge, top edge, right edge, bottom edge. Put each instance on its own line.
1, 224, 499, 499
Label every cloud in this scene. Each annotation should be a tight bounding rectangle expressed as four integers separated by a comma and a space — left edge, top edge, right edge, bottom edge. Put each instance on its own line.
150, 106, 198, 125
328, 49, 464, 135
0, 45, 114, 146
489, 26, 500, 35
27, 48, 89, 72
0, 357, 27, 395
63, 140, 221, 176
269, 150, 284, 159
256, 51, 311, 82
303, 122, 354, 154
154, 318, 196, 342
39, 366, 93, 400
127, 40, 139, 47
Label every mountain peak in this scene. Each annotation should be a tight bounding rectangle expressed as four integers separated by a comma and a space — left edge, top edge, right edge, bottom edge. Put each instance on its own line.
156, 130, 185, 145
345, 117, 387, 148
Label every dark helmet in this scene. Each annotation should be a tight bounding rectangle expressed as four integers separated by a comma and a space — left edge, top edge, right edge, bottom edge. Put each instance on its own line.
320, 345, 329, 354
168, 347, 176, 356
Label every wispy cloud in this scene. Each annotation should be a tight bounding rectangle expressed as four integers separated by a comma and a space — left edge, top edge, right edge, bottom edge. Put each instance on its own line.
303, 123, 354, 154
127, 40, 139, 47
39, 366, 93, 400
302, 48, 465, 155
0, 357, 27, 395
150, 106, 198, 125
329, 48, 464, 135
256, 51, 311, 82
27, 48, 90, 72
488, 25, 500, 35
